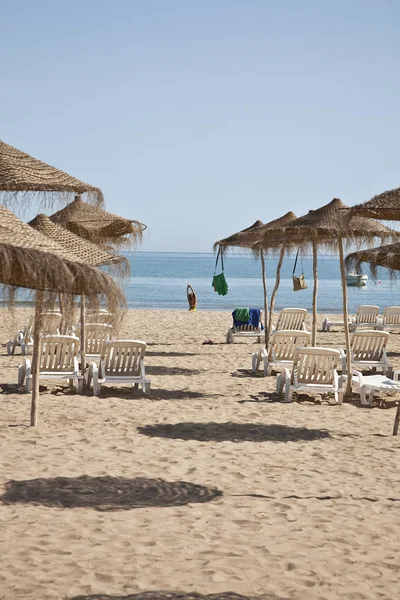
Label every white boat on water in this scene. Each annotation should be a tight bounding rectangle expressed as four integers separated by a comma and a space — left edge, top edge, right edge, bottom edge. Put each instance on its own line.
346, 273, 368, 287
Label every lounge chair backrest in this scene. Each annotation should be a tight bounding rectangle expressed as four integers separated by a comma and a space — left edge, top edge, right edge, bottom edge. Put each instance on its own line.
84, 323, 113, 355
102, 340, 146, 376
270, 330, 311, 362
22, 317, 34, 343
86, 310, 113, 324
40, 311, 62, 335
351, 330, 389, 362
234, 311, 263, 332
355, 305, 379, 325
276, 308, 307, 331
291, 347, 340, 385
383, 307, 400, 325
39, 335, 79, 373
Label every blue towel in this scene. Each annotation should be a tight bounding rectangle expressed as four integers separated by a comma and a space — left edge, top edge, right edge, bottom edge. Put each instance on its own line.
232, 308, 264, 330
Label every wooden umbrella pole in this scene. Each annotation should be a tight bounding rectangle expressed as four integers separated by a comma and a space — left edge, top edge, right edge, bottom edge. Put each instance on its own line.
393, 404, 400, 436
268, 247, 285, 337
338, 238, 352, 399
31, 290, 44, 427
312, 241, 318, 346
59, 293, 64, 334
80, 296, 86, 389
260, 251, 269, 348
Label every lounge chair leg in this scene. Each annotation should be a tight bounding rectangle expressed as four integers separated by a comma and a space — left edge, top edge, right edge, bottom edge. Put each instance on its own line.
285, 379, 293, 402
276, 373, 285, 395
26, 376, 32, 393
17, 365, 25, 386
360, 387, 370, 406
251, 351, 260, 372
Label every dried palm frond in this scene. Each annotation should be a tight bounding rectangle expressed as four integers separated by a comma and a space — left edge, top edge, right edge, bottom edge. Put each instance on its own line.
348, 187, 400, 220
214, 211, 297, 252
29, 214, 129, 276
50, 196, 146, 248
0, 204, 125, 314
260, 198, 397, 251
0, 139, 103, 209
346, 241, 400, 281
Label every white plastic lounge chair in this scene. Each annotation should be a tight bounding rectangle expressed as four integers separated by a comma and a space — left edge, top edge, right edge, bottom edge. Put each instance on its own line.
18, 334, 82, 393
321, 315, 350, 332
341, 330, 391, 376
377, 306, 400, 331
273, 308, 308, 332
6, 317, 33, 355
80, 323, 113, 364
349, 305, 379, 332
283, 347, 343, 404
251, 329, 311, 383
226, 310, 263, 344
86, 309, 114, 324
349, 370, 400, 406
7, 311, 62, 355
88, 340, 151, 395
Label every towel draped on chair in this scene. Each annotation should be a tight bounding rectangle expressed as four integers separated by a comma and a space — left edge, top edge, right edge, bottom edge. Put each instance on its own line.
232, 308, 263, 330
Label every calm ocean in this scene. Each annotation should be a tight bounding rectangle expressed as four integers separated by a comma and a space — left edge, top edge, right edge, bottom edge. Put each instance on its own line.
123, 252, 400, 313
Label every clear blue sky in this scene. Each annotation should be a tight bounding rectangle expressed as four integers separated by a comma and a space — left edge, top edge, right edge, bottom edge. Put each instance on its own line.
1, 0, 399, 251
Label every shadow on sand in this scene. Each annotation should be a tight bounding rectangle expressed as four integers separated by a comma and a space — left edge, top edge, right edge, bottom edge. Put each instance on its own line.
0, 475, 222, 511
146, 365, 201, 376
69, 592, 288, 600
138, 422, 330, 443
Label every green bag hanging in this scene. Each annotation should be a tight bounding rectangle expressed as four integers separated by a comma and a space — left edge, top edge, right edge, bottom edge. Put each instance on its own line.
212, 248, 229, 296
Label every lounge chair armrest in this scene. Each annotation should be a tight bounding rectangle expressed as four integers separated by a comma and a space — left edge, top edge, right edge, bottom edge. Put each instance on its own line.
352, 370, 364, 387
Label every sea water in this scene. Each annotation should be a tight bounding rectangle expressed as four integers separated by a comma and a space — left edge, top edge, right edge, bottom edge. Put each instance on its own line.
5, 251, 399, 312
123, 252, 400, 313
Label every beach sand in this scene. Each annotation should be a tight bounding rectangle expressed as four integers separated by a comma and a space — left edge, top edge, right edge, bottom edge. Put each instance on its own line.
1, 308, 400, 600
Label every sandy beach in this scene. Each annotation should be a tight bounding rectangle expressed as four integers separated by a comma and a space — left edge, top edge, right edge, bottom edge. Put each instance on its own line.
1, 307, 400, 600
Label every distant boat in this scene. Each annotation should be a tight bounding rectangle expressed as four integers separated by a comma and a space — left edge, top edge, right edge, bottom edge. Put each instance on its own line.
346, 273, 368, 287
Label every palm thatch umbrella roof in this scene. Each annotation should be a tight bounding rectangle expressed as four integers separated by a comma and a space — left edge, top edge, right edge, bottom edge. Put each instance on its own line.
49, 196, 146, 247
346, 241, 400, 276
214, 212, 297, 250
0, 204, 123, 298
28, 214, 128, 272
0, 139, 103, 207
261, 198, 396, 250
348, 188, 400, 221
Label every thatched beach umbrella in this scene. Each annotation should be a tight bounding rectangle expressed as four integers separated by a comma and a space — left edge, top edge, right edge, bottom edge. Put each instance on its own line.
346, 242, 400, 433
29, 214, 128, 374
0, 204, 123, 426
259, 198, 395, 396
346, 241, 400, 275
0, 139, 103, 207
214, 212, 297, 346
50, 195, 146, 247
348, 188, 400, 220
